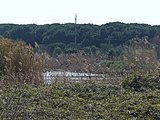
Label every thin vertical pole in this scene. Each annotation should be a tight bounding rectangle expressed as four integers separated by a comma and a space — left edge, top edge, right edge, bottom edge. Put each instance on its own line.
75, 13, 77, 44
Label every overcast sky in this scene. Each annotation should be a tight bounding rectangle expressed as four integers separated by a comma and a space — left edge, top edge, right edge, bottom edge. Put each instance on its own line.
0, 0, 159, 25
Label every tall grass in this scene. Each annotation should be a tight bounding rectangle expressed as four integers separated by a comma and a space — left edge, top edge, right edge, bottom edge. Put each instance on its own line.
0, 38, 48, 86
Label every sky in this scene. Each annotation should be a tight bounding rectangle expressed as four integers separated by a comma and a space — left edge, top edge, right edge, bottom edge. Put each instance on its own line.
0, 0, 160, 25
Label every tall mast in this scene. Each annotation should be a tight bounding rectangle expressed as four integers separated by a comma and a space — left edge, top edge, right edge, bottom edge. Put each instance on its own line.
74, 13, 77, 44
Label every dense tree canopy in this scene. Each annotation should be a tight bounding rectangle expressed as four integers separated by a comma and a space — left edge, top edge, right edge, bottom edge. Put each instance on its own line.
0, 22, 160, 55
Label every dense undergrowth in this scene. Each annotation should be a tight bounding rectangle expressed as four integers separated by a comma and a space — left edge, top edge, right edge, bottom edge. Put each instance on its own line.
1, 74, 160, 119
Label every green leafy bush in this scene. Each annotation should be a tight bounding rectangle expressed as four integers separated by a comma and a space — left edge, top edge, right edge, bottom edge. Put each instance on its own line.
122, 74, 160, 91
100, 60, 127, 70
1, 79, 160, 119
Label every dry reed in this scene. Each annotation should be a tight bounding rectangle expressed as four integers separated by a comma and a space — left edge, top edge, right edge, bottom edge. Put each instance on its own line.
0, 38, 48, 86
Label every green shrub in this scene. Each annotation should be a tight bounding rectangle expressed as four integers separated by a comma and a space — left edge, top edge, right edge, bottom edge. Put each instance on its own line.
122, 74, 160, 91
100, 60, 127, 70
1, 81, 160, 119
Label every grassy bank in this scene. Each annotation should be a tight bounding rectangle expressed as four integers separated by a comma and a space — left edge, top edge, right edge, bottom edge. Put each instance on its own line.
1, 74, 160, 119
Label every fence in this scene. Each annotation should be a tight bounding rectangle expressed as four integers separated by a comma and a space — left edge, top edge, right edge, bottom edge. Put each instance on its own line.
43, 71, 122, 84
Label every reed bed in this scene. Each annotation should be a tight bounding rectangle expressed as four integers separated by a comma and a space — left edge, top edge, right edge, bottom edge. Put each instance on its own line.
0, 38, 48, 86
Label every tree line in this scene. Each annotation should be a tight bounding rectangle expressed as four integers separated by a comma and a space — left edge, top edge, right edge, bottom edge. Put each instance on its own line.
0, 22, 160, 56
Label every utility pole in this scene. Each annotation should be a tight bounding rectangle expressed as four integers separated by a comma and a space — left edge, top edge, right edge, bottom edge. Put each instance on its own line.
74, 13, 77, 44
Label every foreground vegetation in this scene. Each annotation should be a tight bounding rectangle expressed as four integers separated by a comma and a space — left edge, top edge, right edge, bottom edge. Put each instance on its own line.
1, 74, 160, 119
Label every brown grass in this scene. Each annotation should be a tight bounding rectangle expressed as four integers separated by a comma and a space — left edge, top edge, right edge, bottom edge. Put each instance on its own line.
0, 38, 48, 86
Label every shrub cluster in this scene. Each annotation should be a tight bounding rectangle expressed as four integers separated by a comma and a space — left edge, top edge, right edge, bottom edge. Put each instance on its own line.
122, 74, 160, 91
1, 80, 160, 119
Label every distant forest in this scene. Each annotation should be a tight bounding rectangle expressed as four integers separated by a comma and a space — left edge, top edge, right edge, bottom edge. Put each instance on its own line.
0, 22, 160, 56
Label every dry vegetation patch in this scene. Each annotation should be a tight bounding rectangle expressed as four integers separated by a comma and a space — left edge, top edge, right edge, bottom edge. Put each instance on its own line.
0, 38, 48, 86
